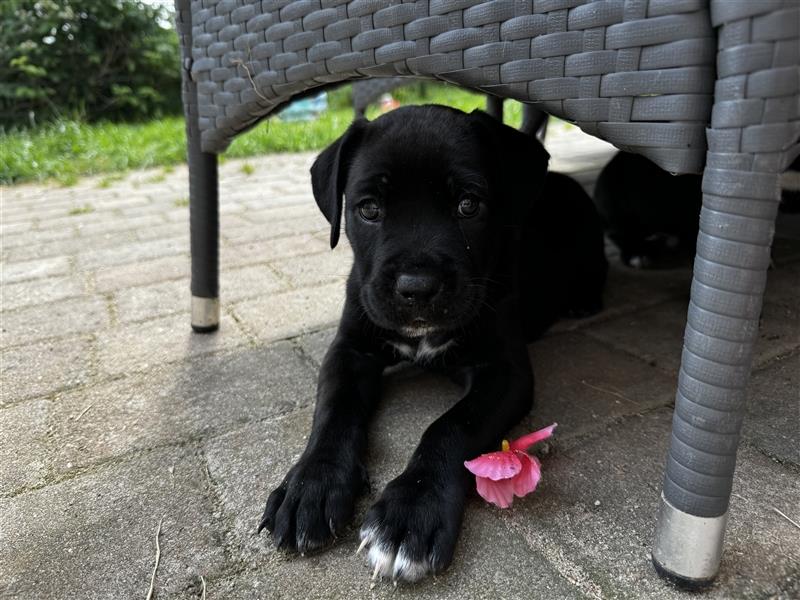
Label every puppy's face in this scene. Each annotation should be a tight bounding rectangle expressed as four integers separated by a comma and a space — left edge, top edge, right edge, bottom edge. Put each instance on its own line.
311, 106, 548, 338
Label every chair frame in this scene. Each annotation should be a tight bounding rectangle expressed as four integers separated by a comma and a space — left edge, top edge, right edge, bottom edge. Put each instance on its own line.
174, 0, 800, 588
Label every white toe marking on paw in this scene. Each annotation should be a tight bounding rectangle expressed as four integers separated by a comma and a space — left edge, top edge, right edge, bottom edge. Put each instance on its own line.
359, 525, 432, 584
368, 543, 396, 579
392, 548, 429, 582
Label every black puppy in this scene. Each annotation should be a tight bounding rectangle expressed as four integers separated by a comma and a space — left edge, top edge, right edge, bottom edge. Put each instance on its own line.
258, 105, 607, 582
593, 152, 702, 268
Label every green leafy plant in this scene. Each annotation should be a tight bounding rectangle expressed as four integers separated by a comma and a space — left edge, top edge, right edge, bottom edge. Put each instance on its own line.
0, 0, 181, 128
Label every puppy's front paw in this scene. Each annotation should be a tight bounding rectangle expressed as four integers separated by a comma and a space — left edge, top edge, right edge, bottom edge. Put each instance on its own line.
358, 472, 465, 584
258, 454, 367, 554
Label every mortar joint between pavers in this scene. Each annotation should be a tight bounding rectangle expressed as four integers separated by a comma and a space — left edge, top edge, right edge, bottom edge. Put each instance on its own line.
223, 304, 259, 348
740, 437, 800, 475
195, 445, 243, 572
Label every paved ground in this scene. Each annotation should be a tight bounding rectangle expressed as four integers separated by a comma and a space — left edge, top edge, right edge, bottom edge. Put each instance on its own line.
1, 122, 798, 600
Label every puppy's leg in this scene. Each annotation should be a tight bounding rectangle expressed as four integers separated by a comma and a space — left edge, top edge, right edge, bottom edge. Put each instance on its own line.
359, 351, 533, 583
259, 336, 384, 553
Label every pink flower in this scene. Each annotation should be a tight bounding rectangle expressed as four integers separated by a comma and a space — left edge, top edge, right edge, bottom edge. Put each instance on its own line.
464, 424, 557, 508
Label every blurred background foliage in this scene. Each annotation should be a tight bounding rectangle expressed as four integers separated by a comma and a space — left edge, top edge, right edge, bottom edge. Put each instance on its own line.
0, 0, 524, 185
0, 0, 181, 128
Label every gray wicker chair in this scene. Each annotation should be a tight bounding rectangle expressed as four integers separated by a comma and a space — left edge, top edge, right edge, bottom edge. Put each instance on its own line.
173, 0, 800, 588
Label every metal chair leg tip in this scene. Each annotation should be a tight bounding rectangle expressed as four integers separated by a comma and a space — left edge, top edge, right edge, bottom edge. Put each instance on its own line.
652, 493, 727, 588
191, 296, 220, 333
652, 556, 716, 590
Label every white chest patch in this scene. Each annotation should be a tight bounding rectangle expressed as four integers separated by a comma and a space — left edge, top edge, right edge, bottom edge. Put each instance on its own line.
389, 337, 455, 363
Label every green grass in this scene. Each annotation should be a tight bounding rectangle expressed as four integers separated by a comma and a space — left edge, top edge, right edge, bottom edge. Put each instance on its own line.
67, 204, 94, 215
0, 83, 526, 186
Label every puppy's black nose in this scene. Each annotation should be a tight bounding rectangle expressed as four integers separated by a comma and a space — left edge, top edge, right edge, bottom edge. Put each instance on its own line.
395, 273, 440, 304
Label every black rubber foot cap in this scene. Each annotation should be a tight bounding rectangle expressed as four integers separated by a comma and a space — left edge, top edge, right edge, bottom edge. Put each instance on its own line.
191, 323, 219, 334
652, 557, 716, 592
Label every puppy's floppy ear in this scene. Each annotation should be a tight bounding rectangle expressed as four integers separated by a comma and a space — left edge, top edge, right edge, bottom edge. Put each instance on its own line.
310, 119, 366, 248
469, 109, 550, 220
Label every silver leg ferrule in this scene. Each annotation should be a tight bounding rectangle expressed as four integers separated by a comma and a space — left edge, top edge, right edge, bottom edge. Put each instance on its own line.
652, 493, 728, 587
191, 296, 220, 332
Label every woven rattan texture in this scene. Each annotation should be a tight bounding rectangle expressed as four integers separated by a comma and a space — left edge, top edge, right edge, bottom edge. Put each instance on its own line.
662, 0, 799, 517
177, 0, 719, 173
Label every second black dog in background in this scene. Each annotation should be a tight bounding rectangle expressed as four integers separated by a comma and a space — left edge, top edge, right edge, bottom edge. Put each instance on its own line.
521, 171, 607, 337
593, 152, 702, 269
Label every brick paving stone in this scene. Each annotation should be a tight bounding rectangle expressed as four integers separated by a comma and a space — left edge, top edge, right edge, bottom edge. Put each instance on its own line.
1, 296, 110, 348
2, 226, 76, 249
219, 214, 255, 231
219, 201, 248, 215
219, 264, 289, 304
221, 216, 328, 245
1, 335, 94, 405
584, 298, 800, 375
219, 233, 330, 269
745, 352, 800, 467
580, 300, 689, 374
241, 203, 319, 224
231, 282, 345, 343
499, 408, 800, 600
1, 275, 86, 311
201, 373, 454, 561
549, 262, 693, 336
201, 510, 586, 600
0, 399, 48, 495
2, 203, 72, 224
0, 447, 227, 599
122, 222, 187, 247
96, 312, 248, 377
601, 261, 693, 311
51, 341, 316, 475
756, 301, 800, 366
7, 229, 139, 262
114, 278, 191, 323
76, 236, 187, 270
270, 246, 352, 288
237, 192, 310, 210
34, 208, 123, 231
1, 255, 71, 285
93, 254, 189, 293
525, 332, 676, 441
202, 377, 586, 599
74, 213, 166, 237
295, 326, 337, 366
0, 220, 33, 236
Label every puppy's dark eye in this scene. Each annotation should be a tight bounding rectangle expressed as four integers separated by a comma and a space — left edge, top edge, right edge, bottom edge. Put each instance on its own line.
358, 200, 381, 222
457, 197, 480, 218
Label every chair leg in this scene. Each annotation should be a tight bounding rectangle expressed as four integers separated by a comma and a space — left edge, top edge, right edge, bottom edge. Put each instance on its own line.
651, 2, 795, 582
651, 169, 780, 586
188, 148, 219, 333
521, 105, 548, 141
485, 95, 503, 121
176, 0, 219, 333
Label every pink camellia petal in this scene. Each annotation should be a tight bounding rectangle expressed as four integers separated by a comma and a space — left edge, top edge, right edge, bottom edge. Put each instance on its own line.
511, 452, 542, 498
509, 423, 557, 453
475, 476, 516, 508
464, 450, 522, 481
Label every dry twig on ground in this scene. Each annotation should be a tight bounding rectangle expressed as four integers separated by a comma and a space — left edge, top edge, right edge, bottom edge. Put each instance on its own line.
146, 516, 164, 600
